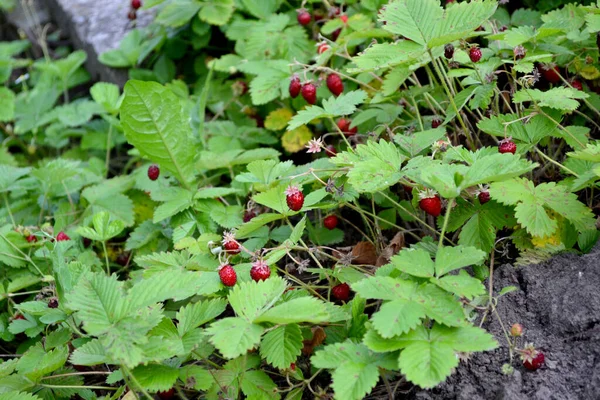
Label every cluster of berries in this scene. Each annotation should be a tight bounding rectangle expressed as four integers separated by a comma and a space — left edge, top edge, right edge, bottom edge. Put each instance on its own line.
127, 0, 142, 21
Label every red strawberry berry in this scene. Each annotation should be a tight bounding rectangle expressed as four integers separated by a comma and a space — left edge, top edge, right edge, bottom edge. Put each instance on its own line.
290, 362, 296, 371
297, 10, 311, 26
222, 231, 241, 255
498, 138, 517, 154
323, 215, 338, 230
478, 191, 491, 204
289, 76, 302, 98
48, 297, 59, 309
250, 259, 271, 282
432, 117, 442, 129
148, 164, 160, 180
510, 323, 523, 337
326, 73, 344, 96
157, 388, 175, 400
571, 79, 583, 91
243, 210, 256, 222
332, 283, 350, 301
127, 10, 137, 20
285, 185, 304, 211
218, 264, 237, 287
539, 64, 561, 84
340, 15, 348, 24
317, 42, 330, 54
418, 192, 442, 217
469, 47, 482, 63
131, 0, 142, 10
26, 234, 37, 243
331, 28, 341, 41
301, 83, 317, 105
325, 145, 337, 158
444, 44, 454, 59
56, 232, 70, 241
13, 313, 25, 320
521, 345, 545, 371
336, 118, 357, 136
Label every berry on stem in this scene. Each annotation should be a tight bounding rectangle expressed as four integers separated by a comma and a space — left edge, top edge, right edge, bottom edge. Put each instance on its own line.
323, 215, 338, 230
325, 145, 337, 158
326, 73, 344, 97
131, 0, 142, 10
539, 63, 561, 84
336, 118, 357, 136
418, 191, 442, 217
26, 234, 37, 243
332, 283, 350, 301
243, 210, 256, 222
340, 15, 348, 24
250, 259, 271, 282
510, 323, 523, 337
469, 47, 482, 63
301, 83, 317, 105
478, 191, 491, 204
56, 232, 70, 241
521, 344, 545, 371
431, 117, 442, 129
498, 138, 517, 154
222, 231, 241, 254
317, 42, 330, 54
570, 79, 583, 91
285, 185, 304, 211
48, 297, 59, 309
148, 164, 160, 180
289, 76, 302, 98
444, 44, 454, 59
297, 10, 311, 26
218, 264, 237, 287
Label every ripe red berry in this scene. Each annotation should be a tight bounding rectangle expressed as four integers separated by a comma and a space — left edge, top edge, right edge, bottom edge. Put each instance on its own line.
297, 11, 311, 26
331, 28, 341, 41
26, 235, 37, 243
325, 145, 337, 158
478, 191, 491, 204
301, 83, 317, 105
13, 313, 25, 320
148, 164, 160, 180
218, 264, 237, 287
444, 44, 454, 59
131, 0, 142, 10
250, 260, 271, 282
326, 73, 344, 97
127, 10, 137, 20
290, 362, 296, 371
431, 117, 442, 129
469, 47, 482, 63
222, 231, 241, 255
539, 64, 561, 84
243, 210, 256, 222
289, 76, 302, 98
498, 139, 517, 154
570, 79, 583, 91
323, 215, 338, 230
340, 15, 348, 24
48, 297, 59, 309
336, 118, 357, 136
157, 388, 175, 400
317, 42, 330, 54
510, 323, 523, 337
56, 232, 70, 241
285, 185, 304, 211
419, 194, 442, 217
523, 351, 545, 371
332, 283, 350, 301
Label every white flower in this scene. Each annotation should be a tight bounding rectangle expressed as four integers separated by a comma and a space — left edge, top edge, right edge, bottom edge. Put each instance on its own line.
305, 137, 324, 154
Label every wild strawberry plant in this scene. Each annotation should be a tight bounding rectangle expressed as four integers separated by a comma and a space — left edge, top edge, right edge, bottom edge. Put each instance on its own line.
0, 0, 599, 399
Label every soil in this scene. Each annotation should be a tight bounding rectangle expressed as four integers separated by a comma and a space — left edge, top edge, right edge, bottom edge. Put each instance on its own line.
409, 244, 600, 400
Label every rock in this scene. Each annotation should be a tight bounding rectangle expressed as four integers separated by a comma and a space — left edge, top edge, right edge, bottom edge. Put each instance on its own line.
45, 0, 154, 86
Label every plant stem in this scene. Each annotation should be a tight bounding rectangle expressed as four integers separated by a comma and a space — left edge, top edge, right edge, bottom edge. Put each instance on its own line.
3, 193, 15, 226
534, 147, 579, 177
101, 241, 110, 275
437, 198, 454, 249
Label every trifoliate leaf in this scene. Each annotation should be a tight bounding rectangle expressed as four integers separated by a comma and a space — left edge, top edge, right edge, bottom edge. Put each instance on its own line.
206, 317, 264, 359
513, 87, 588, 111
259, 324, 303, 369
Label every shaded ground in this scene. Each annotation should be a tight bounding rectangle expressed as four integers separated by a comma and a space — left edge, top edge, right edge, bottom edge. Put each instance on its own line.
411, 244, 600, 400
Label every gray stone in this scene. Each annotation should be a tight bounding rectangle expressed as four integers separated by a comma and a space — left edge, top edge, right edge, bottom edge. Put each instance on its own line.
45, 0, 154, 86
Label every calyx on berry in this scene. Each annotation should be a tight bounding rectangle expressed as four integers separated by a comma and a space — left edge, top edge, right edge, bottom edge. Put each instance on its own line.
498, 138, 517, 154
520, 344, 545, 371
222, 231, 241, 254
285, 185, 305, 211
418, 190, 443, 217
250, 259, 271, 282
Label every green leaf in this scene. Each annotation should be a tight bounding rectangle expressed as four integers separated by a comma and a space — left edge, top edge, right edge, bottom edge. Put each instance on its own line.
390, 248, 435, 278
131, 364, 179, 391
0, 393, 42, 400
462, 153, 537, 188
287, 91, 367, 130
69, 339, 107, 366
433, 270, 486, 299
240, 370, 279, 399
206, 317, 264, 359
16, 344, 69, 382
259, 324, 303, 369
90, 82, 121, 114
254, 297, 330, 324
121, 80, 196, 188
435, 245, 486, 277
228, 277, 287, 322
240, 0, 277, 19
0, 87, 15, 122
288, 216, 306, 245
371, 299, 426, 338
156, 0, 201, 27
513, 87, 589, 111
179, 365, 213, 390
76, 211, 125, 242
199, 0, 234, 25
176, 298, 227, 336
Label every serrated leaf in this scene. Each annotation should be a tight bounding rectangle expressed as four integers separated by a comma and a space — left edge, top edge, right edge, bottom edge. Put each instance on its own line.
433, 271, 485, 299
254, 297, 330, 324
228, 277, 287, 322
513, 87, 589, 111
176, 298, 227, 336
435, 245, 486, 277
259, 324, 303, 369
390, 248, 435, 278
131, 364, 179, 391
206, 317, 264, 359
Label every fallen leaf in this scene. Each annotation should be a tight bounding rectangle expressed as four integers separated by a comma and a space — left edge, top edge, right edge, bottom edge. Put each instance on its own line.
351, 241, 378, 265
376, 232, 405, 267
302, 326, 327, 355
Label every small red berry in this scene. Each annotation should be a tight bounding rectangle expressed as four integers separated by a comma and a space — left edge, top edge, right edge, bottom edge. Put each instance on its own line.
56, 232, 70, 241
539, 64, 561, 84
340, 15, 348, 24
444, 44, 454, 59
336, 118, 357, 136
418, 193, 442, 217
332, 283, 350, 301
285, 186, 304, 211
301, 83, 317, 105
326, 73, 344, 97
250, 260, 271, 282
297, 10, 311, 26
127, 10, 137, 20
523, 351, 545, 371
131, 0, 142, 10
157, 388, 175, 400
289, 76, 302, 98
570, 79, 583, 91
48, 297, 59, 309
243, 210, 256, 222
290, 362, 296, 371
218, 264, 237, 287
325, 145, 337, 158
222, 231, 241, 255
469, 47, 482, 63
323, 215, 338, 230
26, 235, 37, 243
13, 313, 25, 320
498, 139, 517, 154
331, 28, 341, 41
148, 164, 160, 180
431, 117, 442, 129
478, 191, 491, 204
510, 323, 523, 337
317, 42, 330, 54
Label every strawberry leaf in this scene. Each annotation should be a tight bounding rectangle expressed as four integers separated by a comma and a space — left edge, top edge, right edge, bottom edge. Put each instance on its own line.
259, 324, 303, 369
